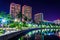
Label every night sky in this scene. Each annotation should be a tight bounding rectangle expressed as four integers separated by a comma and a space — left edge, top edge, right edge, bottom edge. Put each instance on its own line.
0, 0, 60, 21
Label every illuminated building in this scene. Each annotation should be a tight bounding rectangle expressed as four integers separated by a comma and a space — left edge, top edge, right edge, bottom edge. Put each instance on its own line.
53, 19, 60, 24
34, 13, 43, 23
10, 3, 21, 18
22, 5, 32, 21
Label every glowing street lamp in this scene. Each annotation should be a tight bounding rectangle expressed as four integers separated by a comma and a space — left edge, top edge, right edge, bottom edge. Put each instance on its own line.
14, 18, 20, 22
14, 18, 18, 22
1, 19, 6, 29
2, 19, 6, 23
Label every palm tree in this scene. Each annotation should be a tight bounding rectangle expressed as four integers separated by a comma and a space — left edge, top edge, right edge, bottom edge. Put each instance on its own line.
6, 14, 13, 28
17, 11, 32, 22
17, 12, 22, 21
17, 12, 33, 28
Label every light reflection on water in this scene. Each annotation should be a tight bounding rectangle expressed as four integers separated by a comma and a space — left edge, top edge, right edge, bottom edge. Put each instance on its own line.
18, 29, 60, 40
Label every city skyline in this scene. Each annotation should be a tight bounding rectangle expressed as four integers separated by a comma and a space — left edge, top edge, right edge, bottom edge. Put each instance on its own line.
0, 0, 60, 40
0, 0, 60, 21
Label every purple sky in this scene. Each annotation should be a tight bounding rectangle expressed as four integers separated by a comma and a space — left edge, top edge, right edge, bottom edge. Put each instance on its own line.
0, 0, 60, 21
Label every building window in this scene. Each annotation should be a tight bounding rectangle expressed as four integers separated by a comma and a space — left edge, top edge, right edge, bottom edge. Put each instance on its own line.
11, 7, 15, 9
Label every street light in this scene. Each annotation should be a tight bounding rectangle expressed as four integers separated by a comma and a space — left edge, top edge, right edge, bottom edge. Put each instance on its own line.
14, 18, 20, 22
14, 18, 18, 22
2, 19, 6, 23
1, 19, 6, 27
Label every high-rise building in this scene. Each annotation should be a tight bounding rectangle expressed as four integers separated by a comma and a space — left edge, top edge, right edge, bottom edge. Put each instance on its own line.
34, 13, 43, 23
10, 3, 21, 18
22, 5, 32, 21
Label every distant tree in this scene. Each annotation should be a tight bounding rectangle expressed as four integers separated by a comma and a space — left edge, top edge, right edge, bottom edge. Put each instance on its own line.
24, 16, 27, 21
0, 11, 6, 18
6, 14, 13, 20
17, 12, 22, 21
